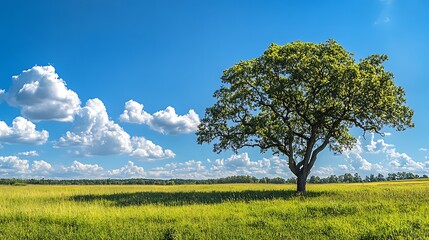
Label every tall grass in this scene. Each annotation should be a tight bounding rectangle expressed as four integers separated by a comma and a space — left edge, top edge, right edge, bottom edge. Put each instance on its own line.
1, 181, 429, 239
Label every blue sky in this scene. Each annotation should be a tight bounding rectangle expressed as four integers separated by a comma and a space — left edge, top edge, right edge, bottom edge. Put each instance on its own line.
0, 0, 428, 179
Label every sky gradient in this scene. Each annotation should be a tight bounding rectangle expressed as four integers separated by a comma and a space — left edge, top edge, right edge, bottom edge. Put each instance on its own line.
1, 0, 428, 179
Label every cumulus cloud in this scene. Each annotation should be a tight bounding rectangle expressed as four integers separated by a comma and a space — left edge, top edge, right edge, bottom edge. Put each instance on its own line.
211, 153, 267, 173
18, 150, 39, 156
0, 157, 146, 179
0, 158, 143, 179
0, 117, 48, 145
67, 161, 103, 173
130, 137, 175, 160
0, 156, 30, 176
55, 161, 105, 179
15, 150, 424, 179
265, 156, 290, 176
340, 133, 429, 175
419, 148, 427, 152
57, 98, 132, 156
148, 160, 207, 179
386, 148, 425, 172
207, 153, 287, 178
103, 153, 291, 180
0, 157, 104, 179
0, 156, 54, 178
119, 100, 152, 124
2, 66, 81, 122
108, 161, 145, 178
342, 138, 374, 171
312, 166, 335, 177
120, 100, 200, 135
56, 98, 174, 160
366, 134, 393, 153
365, 133, 426, 173
31, 160, 52, 175
165, 160, 206, 173
138, 154, 291, 179
338, 164, 350, 171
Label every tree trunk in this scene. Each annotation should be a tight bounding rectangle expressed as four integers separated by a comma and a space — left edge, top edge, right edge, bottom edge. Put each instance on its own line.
296, 173, 307, 194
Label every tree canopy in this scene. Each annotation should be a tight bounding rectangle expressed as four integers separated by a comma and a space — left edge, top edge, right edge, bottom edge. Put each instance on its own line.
197, 39, 414, 193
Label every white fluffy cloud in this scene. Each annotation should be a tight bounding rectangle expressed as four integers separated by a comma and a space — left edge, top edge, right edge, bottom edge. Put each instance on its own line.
156, 154, 291, 179
119, 100, 152, 124
0, 156, 54, 178
339, 133, 429, 175
0, 157, 105, 179
120, 100, 200, 135
56, 98, 174, 160
386, 148, 425, 172
366, 135, 393, 153
67, 161, 103, 173
312, 166, 336, 177
56, 161, 105, 179
130, 137, 175, 160
108, 161, 145, 178
265, 156, 290, 176
342, 139, 374, 171
364, 134, 426, 173
13, 149, 429, 180
212, 153, 268, 172
147, 160, 207, 179
207, 153, 287, 178
0, 153, 291, 179
0, 157, 144, 179
0, 156, 30, 176
57, 98, 132, 156
31, 160, 52, 175
18, 150, 39, 156
0, 117, 48, 145
91, 153, 292, 180
1, 66, 81, 122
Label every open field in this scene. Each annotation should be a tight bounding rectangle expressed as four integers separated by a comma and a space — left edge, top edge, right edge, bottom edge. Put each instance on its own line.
1, 180, 429, 239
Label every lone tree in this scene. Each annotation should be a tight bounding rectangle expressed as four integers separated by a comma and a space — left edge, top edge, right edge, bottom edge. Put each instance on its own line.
197, 39, 414, 193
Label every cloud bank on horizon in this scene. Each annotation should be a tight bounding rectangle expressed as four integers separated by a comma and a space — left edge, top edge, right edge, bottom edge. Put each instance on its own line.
0, 65, 428, 179
2, 141, 429, 180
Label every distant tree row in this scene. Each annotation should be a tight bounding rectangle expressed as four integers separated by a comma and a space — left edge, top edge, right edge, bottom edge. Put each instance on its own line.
0, 176, 297, 186
0, 172, 427, 186
309, 172, 428, 184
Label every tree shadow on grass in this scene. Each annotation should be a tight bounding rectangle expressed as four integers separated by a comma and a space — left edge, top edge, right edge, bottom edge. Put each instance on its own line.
71, 190, 326, 207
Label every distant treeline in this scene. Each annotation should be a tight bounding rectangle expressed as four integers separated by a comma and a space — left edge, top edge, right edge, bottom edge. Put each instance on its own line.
0, 172, 428, 185
309, 172, 428, 184
0, 176, 293, 185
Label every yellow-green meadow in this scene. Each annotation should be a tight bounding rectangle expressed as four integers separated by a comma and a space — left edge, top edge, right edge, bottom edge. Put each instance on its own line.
1, 180, 429, 239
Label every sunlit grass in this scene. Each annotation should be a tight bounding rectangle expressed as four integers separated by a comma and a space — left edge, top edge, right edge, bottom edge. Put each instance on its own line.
1, 181, 429, 239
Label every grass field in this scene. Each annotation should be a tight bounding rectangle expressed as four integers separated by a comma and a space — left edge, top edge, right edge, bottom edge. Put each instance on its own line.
1, 180, 429, 239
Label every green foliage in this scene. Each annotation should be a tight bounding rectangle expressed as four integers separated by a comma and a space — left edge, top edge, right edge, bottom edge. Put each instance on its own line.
0, 171, 425, 185
0, 175, 297, 185
1, 181, 429, 239
197, 39, 414, 191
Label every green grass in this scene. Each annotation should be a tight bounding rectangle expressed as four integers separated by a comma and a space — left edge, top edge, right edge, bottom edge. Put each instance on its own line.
1, 180, 429, 239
